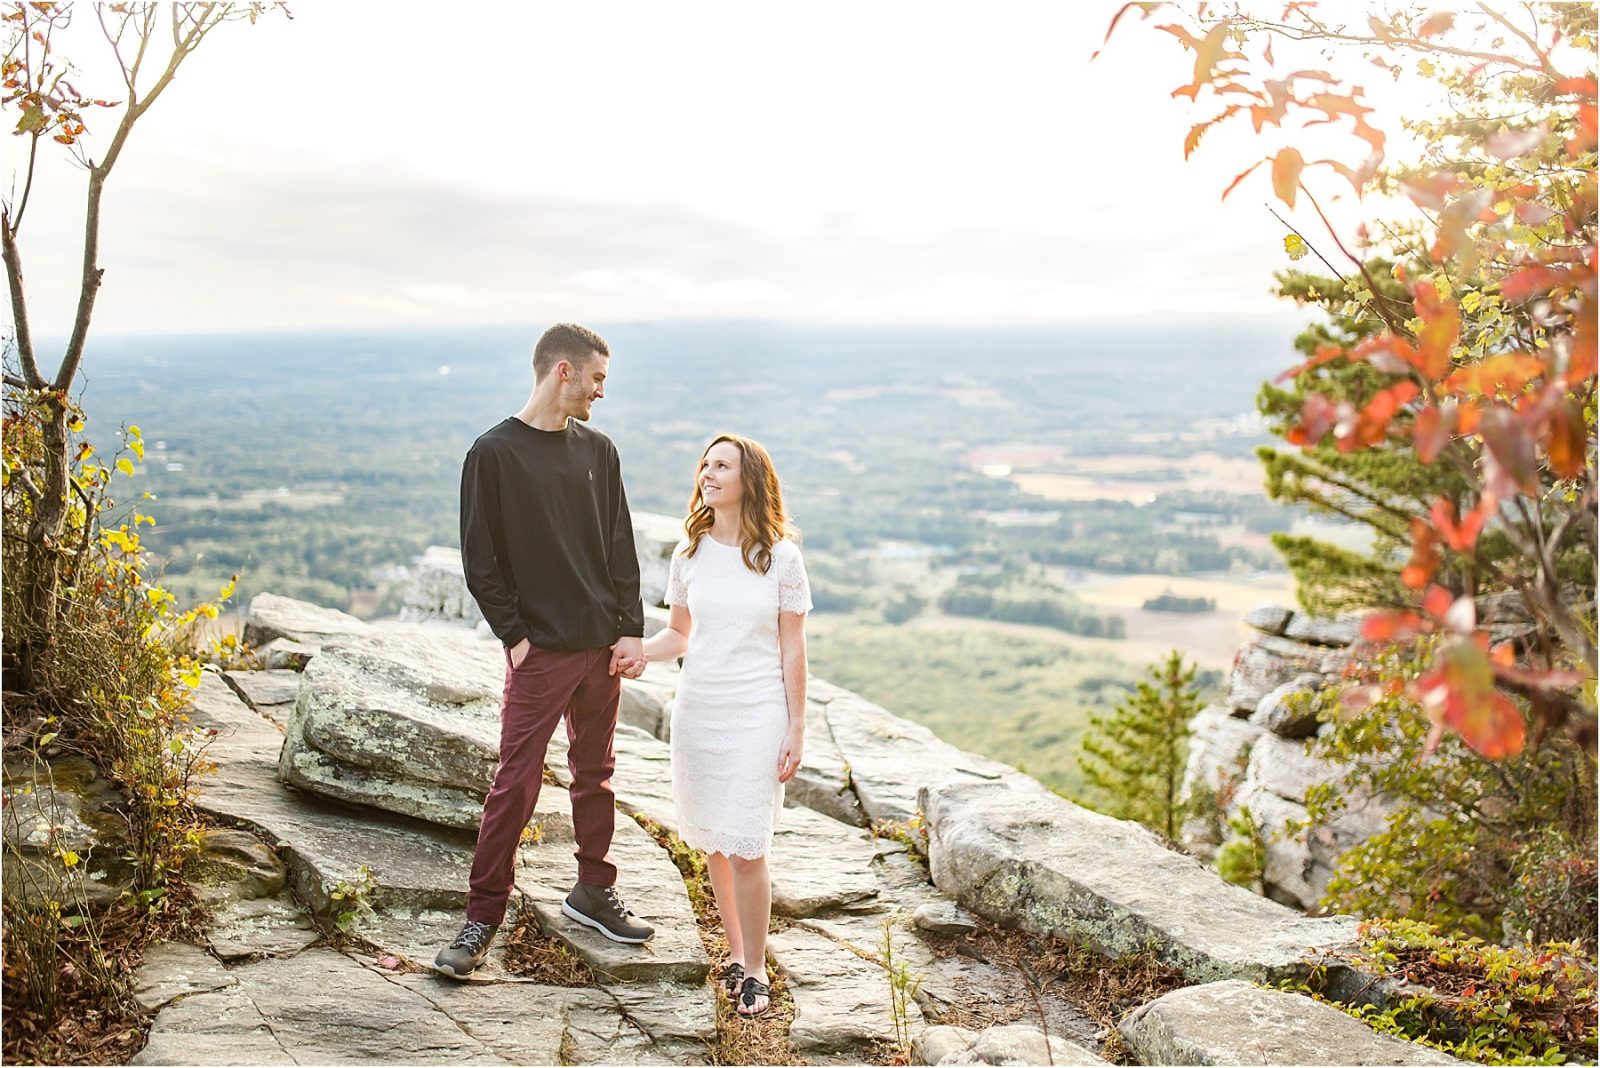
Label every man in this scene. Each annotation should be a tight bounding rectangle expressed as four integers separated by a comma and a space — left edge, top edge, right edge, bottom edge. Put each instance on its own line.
435, 323, 653, 980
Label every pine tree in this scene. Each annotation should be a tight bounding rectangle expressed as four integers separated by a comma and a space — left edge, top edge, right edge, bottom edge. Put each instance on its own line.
1076, 650, 1200, 840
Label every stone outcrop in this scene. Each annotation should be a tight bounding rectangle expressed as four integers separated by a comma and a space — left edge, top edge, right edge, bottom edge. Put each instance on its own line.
1119, 980, 1466, 1065
399, 545, 486, 626
124, 567, 1463, 1066
1182, 602, 1390, 910
243, 591, 372, 648
921, 775, 1363, 985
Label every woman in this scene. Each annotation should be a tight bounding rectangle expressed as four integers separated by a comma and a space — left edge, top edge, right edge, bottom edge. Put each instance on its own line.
634, 433, 810, 1018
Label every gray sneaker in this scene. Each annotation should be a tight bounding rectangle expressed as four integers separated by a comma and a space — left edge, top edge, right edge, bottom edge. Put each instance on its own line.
561, 882, 655, 944
434, 919, 498, 978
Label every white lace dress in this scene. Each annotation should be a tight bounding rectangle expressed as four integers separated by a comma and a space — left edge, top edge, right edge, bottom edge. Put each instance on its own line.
664, 536, 812, 859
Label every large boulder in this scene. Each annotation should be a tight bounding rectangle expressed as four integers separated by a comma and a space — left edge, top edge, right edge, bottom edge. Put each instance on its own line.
921, 775, 1362, 985
1119, 979, 1466, 1065
243, 592, 371, 648
1226, 635, 1326, 713
632, 511, 684, 608
398, 545, 484, 625
1178, 707, 1265, 859
1249, 674, 1326, 738
277, 629, 504, 829
823, 693, 1018, 825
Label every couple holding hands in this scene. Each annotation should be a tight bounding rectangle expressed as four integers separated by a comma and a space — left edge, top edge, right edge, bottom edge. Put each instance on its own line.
436, 323, 809, 1019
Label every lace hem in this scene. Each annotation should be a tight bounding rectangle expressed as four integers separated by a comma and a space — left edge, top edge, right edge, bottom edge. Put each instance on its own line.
678, 822, 772, 860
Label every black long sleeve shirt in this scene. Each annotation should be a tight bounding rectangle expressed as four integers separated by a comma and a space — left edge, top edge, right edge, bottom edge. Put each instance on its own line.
459, 416, 644, 651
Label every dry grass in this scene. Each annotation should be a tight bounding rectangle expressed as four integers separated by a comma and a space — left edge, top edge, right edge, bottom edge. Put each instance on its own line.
501, 907, 599, 986
1, 891, 210, 1066
628, 813, 809, 1066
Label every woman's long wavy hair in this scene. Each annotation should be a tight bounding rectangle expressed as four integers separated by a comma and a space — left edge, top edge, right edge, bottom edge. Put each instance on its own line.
683, 434, 797, 574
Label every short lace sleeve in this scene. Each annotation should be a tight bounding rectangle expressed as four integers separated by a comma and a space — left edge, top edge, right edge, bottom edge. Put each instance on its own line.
776, 540, 812, 614
664, 542, 690, 607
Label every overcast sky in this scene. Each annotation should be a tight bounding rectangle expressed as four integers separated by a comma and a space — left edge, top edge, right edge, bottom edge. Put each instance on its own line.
9, 1, 1448, 336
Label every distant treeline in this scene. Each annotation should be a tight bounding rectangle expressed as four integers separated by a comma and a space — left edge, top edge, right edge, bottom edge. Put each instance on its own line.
938, 587, 1127, 639
1142, 592, 1217, 613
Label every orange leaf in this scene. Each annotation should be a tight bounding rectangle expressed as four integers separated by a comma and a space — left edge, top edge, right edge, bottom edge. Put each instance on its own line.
1429, 497, 1485, 552
1416, 11, 1455, 38
1361, 610, 1422, 641
1271, 147, 1304, 208
1418, 640, 1526, 759
1401, 518, 1441, 589
1546, 397, 1587, 479
1221, 157, 1266, 201
1411, 283, 1458, 380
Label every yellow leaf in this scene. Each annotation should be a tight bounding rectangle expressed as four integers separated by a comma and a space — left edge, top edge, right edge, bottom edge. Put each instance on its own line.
116, 458, 134, 477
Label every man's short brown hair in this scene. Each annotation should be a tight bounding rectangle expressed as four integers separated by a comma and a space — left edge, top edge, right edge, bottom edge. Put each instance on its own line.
533, 323, 610, 380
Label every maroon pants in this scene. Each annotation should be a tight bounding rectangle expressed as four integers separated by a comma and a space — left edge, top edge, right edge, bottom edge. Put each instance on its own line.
466, 644, 621, 925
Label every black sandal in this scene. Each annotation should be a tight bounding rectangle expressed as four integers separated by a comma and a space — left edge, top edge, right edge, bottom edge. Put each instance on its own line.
717, 962, 744, 999
736, 975, 771, 1017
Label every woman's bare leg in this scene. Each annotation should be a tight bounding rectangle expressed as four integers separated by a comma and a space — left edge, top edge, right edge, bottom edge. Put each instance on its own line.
705, 851, 743, 966
728, 853, 772, 1012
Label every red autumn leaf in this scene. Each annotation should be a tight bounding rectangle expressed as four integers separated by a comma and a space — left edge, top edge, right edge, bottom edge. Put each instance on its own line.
1343, 380, 1419, 451
1416, 639, 1526, 759
1401, 517, 1441, 589
1546, 397, 1588, 479
1165, 21, 1238, 101
1430, 188, 1495, 262
1276, 343, 1347, 382
1501, 265, 1568, 303
1421, 584, 1454, 620
1429, 497, 1486, 552
1443, 353, 1547, 398
1570, 300, 1596, 381
1352, 333, 1422, 376
1401, 171, 1464, 211
1287, 391, 1341, 445
1361, 610, 1422, 641
1553, 76, 1599, 100
1479, 405, 1542, 498
1411, 403, 1452, 463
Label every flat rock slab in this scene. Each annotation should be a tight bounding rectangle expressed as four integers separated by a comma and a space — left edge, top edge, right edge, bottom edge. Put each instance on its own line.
221, 669, 300, 727
355, 904, 525, 982
134, 946, 574, 1065
517, 787, 708, 985
187, 673, 483, 916
204, 896, 319, 961
564, 980, 717, 1064
1120, 980, 1467, 1066
771, 804, 881, 917
787, 696, 867, 827
769, 924, 924, 1057
922, 777, 1362, 985
133, 942, 235, 1011
244, 592, 372, 648
823, 694, 1017, 825
926, 1023, 1109, 1066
